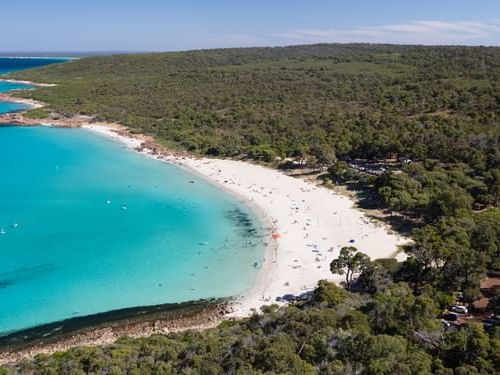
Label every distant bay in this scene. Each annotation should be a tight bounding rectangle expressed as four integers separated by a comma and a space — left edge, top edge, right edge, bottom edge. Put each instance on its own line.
0, 101, 29, 115
0, 81, 32, 94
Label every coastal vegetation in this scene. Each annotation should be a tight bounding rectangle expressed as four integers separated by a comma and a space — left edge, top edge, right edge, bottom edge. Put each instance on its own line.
3, 44, 500, 373
1, 280, 499, 374
9, 44, 500, 166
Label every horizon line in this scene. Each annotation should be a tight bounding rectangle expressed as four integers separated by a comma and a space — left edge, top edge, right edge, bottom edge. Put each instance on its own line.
2, 41, 500, 56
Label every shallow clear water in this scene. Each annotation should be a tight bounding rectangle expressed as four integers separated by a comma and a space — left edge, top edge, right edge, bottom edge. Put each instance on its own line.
0, 81, 32, 93
0, 101, 29, 115
0, 59, 265, 336
0, 126, 264, 335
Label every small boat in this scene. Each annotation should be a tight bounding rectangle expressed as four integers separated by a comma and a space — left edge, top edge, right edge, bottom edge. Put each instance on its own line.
105, 200, 112, 205
0, 229, 5, 235
121, 205, 128, 211
11, 223, 19, 229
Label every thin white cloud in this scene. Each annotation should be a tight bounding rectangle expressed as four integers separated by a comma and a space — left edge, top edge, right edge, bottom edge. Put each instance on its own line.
202, 20, 500, 49
276, 20, 500, 45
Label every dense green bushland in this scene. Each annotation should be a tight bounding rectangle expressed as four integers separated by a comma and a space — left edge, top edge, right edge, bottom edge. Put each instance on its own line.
4, 44, 499, 373
11, 44, 500, 164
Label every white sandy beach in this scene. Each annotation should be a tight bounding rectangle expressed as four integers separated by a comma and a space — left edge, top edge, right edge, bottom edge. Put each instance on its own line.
83, 124, 409, 317
0, 93, 44, 109
0, 78, 56, 87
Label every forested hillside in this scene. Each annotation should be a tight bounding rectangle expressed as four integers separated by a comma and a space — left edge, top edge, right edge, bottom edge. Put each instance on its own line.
4, 44, 500, 374
10, 44, 500, 211
11, 44, 500, 164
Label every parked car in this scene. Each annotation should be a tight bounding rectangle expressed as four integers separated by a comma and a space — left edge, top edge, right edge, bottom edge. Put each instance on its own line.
441, 319, 451, 328
450, 305, 468, 314
442, 312, 459, 322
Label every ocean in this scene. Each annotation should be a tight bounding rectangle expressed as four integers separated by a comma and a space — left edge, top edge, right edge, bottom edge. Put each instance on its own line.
0, 59, 265, 337
0, 57, 66, 75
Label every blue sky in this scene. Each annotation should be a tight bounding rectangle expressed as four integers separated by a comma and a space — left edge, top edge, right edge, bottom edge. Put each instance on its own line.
2, 0, 500, 52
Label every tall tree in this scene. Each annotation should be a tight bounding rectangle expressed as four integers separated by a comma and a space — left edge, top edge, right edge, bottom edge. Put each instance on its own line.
330, 246, 370, 290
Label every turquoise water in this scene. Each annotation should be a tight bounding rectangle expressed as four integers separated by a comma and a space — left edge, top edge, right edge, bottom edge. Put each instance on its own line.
0, 101, 29, 115
0, 126, 264, 335
0, 76, 32, 115
0, 58, 265, 336
0, 81, 32, 93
